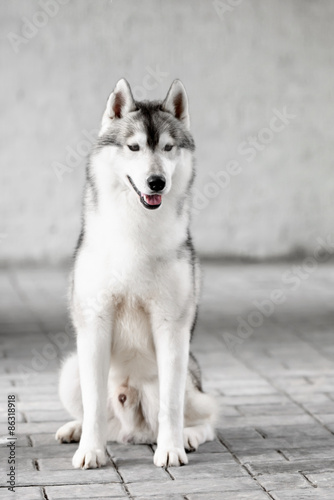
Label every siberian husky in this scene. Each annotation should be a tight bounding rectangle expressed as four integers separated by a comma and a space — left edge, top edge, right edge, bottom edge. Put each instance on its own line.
55, 79, 217, 468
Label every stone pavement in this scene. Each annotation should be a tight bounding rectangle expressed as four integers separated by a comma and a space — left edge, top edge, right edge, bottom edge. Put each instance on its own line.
0, 262, 334, 499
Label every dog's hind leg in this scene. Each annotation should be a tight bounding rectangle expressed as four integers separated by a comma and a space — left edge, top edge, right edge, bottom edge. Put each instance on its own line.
56, 420, 82, 443
183, 422, 215, 451
183, 375, 217, 451
56, 353, 83, 443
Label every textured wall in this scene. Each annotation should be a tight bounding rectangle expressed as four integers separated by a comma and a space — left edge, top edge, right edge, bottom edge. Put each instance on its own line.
1, 0, 334, 263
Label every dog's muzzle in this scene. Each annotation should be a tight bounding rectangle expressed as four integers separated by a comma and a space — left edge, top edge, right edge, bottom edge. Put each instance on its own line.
127, 176, 162, 210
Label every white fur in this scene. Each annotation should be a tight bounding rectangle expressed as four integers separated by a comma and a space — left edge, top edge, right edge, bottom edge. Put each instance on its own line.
56, 79, 217, 469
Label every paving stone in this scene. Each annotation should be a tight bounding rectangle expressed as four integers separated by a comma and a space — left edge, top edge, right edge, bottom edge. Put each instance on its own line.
45, 483, 126, 499
220, 385, 279, 397
271, 489, 334, 500
236, 403, 304, 416
134, 497, 185, 500
255, 424, 332, 440
281, 446, 334, 461
192, 439, 226, 454
315, 413, 334, 425
38, 457, 83, 471
46, 498, 126, 500
113, 457, 171, 483
2, 264, 334, 497
219, 394, 290, 405
218, 415, 315, 428
8, 435, 31, 447
127, 477, 262, 496
16, 421, 68, 434
304, 471, 334, 487
14, 393, 61, 402
16, 467, 120, 486
0, 487, 43, 499
17, 401, 64, 411
223, 436, 334, 452
14, 382, 59, 392
187, 492, 270, 500
238, 449, 287, 464
256, 472, 310, 491
0, 411, 25, 423
221, 435, 277, 451
245, 459, 334, 475
322, 421, 334, 433
15, 457, 36, 472
218, 426, 263, 440
107, 442, 153, 460
217, 405, 241, 416
299, 402, 334, 415
170, 453, 248, 480
24, 409, 71, 423
16, 443, 78, 460
30, 433, 61, 447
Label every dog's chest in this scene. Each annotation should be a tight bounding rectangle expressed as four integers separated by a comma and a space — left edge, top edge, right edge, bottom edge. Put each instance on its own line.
110, 295, 157, 379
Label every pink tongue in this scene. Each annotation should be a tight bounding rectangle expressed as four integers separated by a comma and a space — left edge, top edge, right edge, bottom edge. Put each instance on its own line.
143, 194, 162, 206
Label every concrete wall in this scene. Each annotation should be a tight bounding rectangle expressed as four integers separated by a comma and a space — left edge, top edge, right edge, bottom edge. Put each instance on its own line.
2, 0, 334, 263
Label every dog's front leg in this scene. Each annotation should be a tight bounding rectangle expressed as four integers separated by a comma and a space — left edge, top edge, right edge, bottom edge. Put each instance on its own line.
151, 311, 191, 467
72, 296, 112, 469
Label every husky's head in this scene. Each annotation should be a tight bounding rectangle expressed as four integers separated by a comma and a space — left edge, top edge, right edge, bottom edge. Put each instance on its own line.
94, 79, 195, 211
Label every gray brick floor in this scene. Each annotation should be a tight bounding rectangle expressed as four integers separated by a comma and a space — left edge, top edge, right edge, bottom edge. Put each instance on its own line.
0, 262, 334, 499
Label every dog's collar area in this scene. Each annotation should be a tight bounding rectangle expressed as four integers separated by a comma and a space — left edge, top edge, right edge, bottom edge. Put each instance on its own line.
127, 176, 162, 210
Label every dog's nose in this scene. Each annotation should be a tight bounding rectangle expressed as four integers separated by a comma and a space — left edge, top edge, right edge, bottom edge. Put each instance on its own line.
147, 175, 166, 192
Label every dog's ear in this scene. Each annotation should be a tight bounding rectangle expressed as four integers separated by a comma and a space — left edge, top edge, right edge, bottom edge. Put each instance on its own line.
162, 79, 190, 130
101, 79, 136, 131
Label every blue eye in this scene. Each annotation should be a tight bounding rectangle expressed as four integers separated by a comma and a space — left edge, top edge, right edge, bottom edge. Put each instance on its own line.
128, 144, 140, 151
164, 144, 173, 152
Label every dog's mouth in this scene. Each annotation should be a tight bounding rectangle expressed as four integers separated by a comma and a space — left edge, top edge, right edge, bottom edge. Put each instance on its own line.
127, 176, 162, 210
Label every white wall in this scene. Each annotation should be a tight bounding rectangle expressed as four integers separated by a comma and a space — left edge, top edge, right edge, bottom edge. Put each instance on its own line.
2, 0, 334, 263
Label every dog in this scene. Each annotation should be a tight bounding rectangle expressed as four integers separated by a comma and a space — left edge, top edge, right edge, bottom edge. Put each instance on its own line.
55, 78, 217, 468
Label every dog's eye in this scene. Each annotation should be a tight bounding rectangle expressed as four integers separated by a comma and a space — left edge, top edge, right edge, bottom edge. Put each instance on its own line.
128, 144, 140, 152
164, 144, 173, 152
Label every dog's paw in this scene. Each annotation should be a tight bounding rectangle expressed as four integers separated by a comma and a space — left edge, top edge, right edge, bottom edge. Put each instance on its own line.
183, 426, 201, 451
183, 424, 216, 451
72, 446, 108, 469
154, 446, 188, 467
56, 421, 82, 443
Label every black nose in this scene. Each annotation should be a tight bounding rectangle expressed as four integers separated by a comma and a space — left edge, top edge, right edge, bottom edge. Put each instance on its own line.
147, 175, 166, 192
